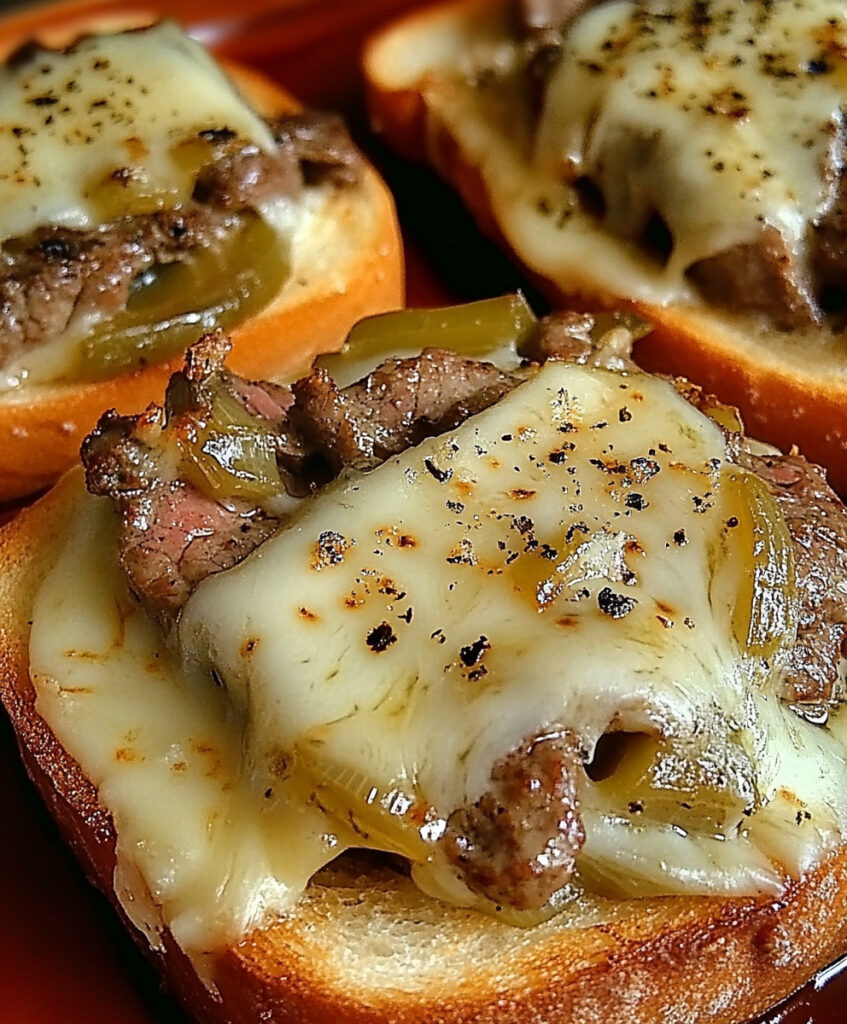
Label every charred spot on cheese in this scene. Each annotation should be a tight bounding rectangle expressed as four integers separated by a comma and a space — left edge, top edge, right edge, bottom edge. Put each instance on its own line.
366, 621, 398, 652
312, 530, 355, 571
597, 587, 637, 619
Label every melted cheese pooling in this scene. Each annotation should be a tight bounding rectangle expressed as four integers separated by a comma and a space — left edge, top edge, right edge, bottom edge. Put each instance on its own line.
29, 363, 847, 962
375, 0, 847, 331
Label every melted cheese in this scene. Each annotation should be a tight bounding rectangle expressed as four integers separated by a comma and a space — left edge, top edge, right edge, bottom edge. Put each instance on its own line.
28, 361, 847, 964
382, 0, 847, 316
30, 485, 340, 961
0, 21, 274, 241
0, 22, 311, 391
536, 0, 844, 278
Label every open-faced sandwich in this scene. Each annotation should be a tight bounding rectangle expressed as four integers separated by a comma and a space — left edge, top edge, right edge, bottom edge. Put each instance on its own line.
2, 299, 847, 1023
0, 17, 402, 500
365, 0, 847, 492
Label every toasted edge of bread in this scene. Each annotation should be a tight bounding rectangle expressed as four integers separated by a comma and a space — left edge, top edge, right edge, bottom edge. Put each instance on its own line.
0, 44, 404, 502
3, 475, 847, 1023
364, 0, 847, 496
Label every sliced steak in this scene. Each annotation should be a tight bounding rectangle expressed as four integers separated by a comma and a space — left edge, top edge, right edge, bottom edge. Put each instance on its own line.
521, 310, 598, 363
813, 134, 847, 302
191, 134, 301, 211
82, 334, 294, 626
740, 450, 847, 708
0, 111, 362, 372
0, 208, 240, 364
271, 111, 362, 187
290, 348, 524, 473
444, 728, 584, 909
118, 485, 281, 621
814, 186, 847, 297
84, 340, 525, 621
686, 226, 822, 330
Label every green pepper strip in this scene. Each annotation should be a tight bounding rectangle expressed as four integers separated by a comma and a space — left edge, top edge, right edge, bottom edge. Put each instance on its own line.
728, 468, 797, 662
317, 293, 538, 379
76, 214, 289, 381
175, 382, 283, 503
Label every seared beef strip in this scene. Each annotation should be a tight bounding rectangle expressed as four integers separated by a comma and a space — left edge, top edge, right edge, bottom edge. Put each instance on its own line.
520, 309, 649, 366
119, 487, 281, 622
190, 131, 301, 210
813, 117, 847, 301
83, 339, 525, 622
290, 349, 524, 473
445, 728, 584, 910
0, 111, 362, 371
521, 311, 598, 364
0, 208, 241, 363
686, 226, 822, 331
82, 335, 293, 625
271, 111, 362, 188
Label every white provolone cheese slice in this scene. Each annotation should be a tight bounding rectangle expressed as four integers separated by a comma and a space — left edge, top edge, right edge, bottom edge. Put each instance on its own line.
0, 21, 275, 242
381, 0, 847, 320
536, 0, 843, 278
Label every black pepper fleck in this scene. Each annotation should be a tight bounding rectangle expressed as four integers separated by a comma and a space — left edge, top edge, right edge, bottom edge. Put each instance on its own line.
366, 622, 397, 653
424, 458, 452, 483
630, 456, 660, 482
625, 492, 649, 511
459, 636, 490, 667
598, 587, 638, 619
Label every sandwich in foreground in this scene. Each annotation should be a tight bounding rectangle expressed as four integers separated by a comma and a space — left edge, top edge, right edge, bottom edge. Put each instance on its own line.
2, 298, 847, 1022
365, 0, 847, 493
0, 17, 402, 500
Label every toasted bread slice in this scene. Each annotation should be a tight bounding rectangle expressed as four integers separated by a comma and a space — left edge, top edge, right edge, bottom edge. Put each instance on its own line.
2, 459, 847, 1023
0, 36, 403, 502
364, 0, 847, 494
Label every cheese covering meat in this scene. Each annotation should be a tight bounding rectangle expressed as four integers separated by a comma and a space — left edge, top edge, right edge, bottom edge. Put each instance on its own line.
0, 22, 275, 240
27, 358, 847, 963
535, 0, 844, 290
371, 0, 847, 330
0, 23, 358, 391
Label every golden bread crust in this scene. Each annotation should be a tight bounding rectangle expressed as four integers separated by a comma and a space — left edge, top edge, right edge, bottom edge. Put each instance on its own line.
364, 0, 847, 495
